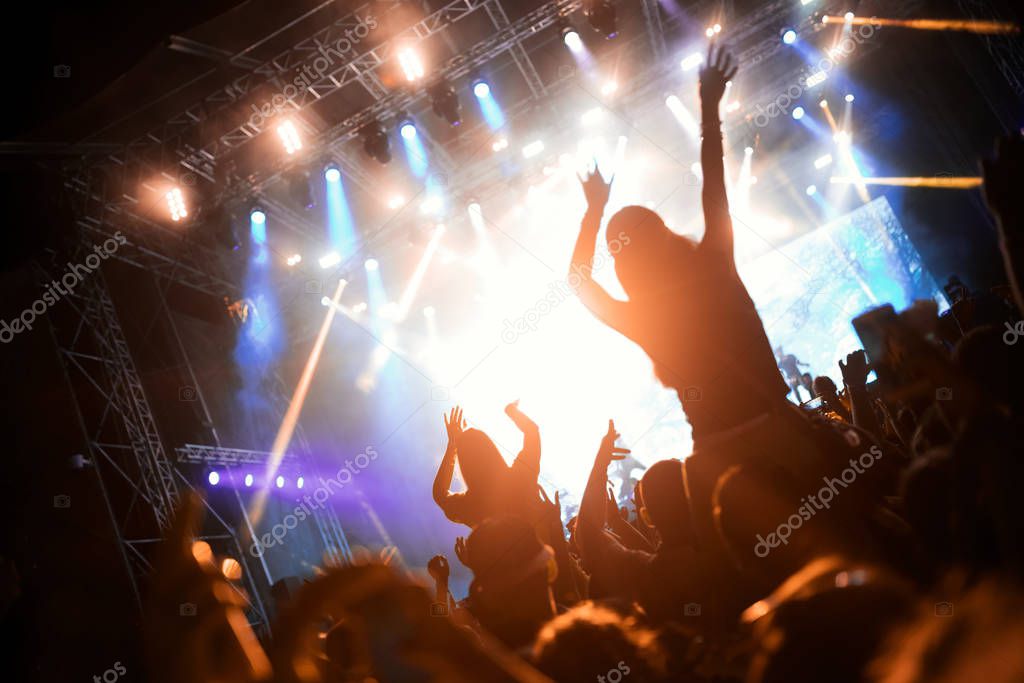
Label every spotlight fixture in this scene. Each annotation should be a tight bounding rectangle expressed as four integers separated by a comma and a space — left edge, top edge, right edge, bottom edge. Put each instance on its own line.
277, 119, 302, 154
399, 119, 417, 140
208, 471, 220, 486
364, 258, 379, 271
360, 120, 391, 165
286, 254, 302, 266
244, 473, 254, 487
250, 208, 266, 224
319, 251, 341, 269
782, 28, 798, 44
472, 79, 491, 99
584, 0, 617, 39
428, 80, 462, 126
845, 93, 855, 103
297, 476, 304, 489
806, 184, 818, 196
166, 187, 187, 222
792, 106, 806, 120
324, 165, 341, 182
680, 52, 704, 71
275, 475, 285, 489
560, 21, 583, 52
397, 47, 425, 82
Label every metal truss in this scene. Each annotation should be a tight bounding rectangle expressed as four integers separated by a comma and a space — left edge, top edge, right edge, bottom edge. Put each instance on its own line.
640, 0, 667, 61
175, 443, 301, 467
483, 0, 549, 100
40, 251, 269, 637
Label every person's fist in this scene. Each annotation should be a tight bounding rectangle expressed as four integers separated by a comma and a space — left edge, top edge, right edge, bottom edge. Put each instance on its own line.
427, 555, 450, 582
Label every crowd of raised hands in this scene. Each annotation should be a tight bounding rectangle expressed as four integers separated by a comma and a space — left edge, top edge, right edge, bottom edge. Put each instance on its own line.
141, 49, 1024, 683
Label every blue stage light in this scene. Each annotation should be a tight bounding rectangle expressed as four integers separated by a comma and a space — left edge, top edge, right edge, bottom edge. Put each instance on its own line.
400, 121, 417, 140
325, 166, 341, 182
782, 29, 797, 44
250, 208, 266, 224
792, 106, 806, 120
244, 473, 254, 487
208, 471, 220, 486
473, 80, 491, 98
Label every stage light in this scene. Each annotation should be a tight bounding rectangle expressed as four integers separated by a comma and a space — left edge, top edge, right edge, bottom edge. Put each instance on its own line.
705, 27, 715, 38
364, 258, 379, 271
166, 187, 187, 222
601, 80, 618, 96
208, 471, 220, 486
423, 305, 436, 319
297, 476, 304, 489
806, 184, 818, 196
320, 296, 330, 306
844, 11, 855, 22
472, 80, 491, 98
820, 99, 829, 108
286, 254, 302, 266
744, 146, 754, 155
845, 93, 855, 103
353, 302, 368, 313
680, 52, 704, 71
397, 47, 425, 82
801, 0, 814, 4
725, 101, 741, 113
324, 166, 341, 182
806, 70, 828, 88
360, 120, 391, 165
835, 130, 852, 146
585, 0, 618, 38
387, 194, 405, 209
250, 208, 266, 225
522, 140, 545, 159
428, 81, 462, 127
244, 474, 254, 487
399, 120, 417, 141
420, 195, 442, 215
714, 23, 722, 33
815, 153, 834, 169
782, 28, 798, 44
562, 25, 584, 53
581, 107, 604, 125
319, 251, 341, 269
492, 137, 508, 152
468, 201, 482, 216
792, 106, 806, 120
275, 475, 285, 489
277, 119, 302, 154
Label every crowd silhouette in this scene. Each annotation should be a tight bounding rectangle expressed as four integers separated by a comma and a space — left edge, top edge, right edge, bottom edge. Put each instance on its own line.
138, 46, 1024, 682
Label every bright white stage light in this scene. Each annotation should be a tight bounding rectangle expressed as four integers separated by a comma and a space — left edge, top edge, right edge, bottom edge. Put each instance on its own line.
744, 146, 754, 155
208, 471, 220, 485
680, 52, 703, 71
286, 253, 302, 266
792, 106, 806, 120
815, 154, 834, 169
387, 194, 405, 209
492, 137, 508, 152
166, 187, 187, 222
364, 257, 379, 271
473, 80, 491, 98
325, 167, 341, 182
601, 81, 618, 96
244, 474, 254, 487
820, 99, 829, 108
320, 295, 331, 306
563, 29, 583, 53
581, 107, 604, 125
522, 140, 545, 159
297, 477, 304, 489
398, 47, 425, 82
806, 184, 818, 196
806, 70, 828, 88
845, 93, 855, 103
834, 131, 852, 146
400, 121, 417, 140
844, 11, 855, 22
352, 302, 367, 314
319, 251, 341, 269
420, 195, 442, 215
782, 29, 797, 44
275, 475, 285, 489
277, 119, 302, 154
250, 208, 266, 224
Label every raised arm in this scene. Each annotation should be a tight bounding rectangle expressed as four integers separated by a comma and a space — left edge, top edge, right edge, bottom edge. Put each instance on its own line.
576, 420, 630, 565
432, 407, 464, 507
506, 400, 541, 476
698, 44, 739, 261
570, 168, 636, 340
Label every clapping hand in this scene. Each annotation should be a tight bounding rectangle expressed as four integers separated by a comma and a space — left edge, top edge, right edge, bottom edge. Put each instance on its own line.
443, 406, 465, 451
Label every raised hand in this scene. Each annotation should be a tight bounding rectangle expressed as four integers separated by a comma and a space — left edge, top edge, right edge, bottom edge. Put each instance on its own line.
699, 43, 738, 112
597, 419, 630, 466
577, 162, 613, 212
538, 485, 562, 528
839, 350, 870, 389
453, 537, 468, 567
427, 555, 450, 583
443, 406, 465, 450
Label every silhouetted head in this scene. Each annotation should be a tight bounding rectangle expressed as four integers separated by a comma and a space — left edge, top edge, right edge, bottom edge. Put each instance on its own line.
813, 375, 838, 397
531, 602, 666, 683
605, 205, 693, 296
636, 459, 690, 542
456, 428, 509, 493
